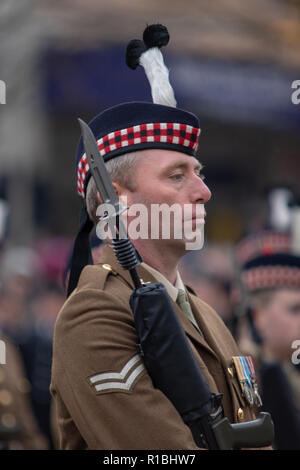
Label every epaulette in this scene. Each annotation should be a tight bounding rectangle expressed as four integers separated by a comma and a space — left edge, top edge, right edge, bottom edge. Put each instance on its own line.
76, 263, 118, 292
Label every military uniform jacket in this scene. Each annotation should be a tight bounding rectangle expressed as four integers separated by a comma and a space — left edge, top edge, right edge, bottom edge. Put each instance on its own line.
50, 245, 258, 450
0, 335, 48, 449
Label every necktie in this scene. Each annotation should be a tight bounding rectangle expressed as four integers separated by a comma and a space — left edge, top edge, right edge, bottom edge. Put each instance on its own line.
176, 289, 203, 337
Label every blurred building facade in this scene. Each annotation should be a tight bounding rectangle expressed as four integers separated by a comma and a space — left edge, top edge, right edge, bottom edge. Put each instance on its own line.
1, 0, 299, 245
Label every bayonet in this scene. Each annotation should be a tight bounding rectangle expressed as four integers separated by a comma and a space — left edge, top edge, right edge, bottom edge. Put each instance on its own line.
78, 119, 142, 287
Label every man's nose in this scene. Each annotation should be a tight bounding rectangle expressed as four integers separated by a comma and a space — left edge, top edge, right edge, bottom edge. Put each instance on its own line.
191, 176, 212, 204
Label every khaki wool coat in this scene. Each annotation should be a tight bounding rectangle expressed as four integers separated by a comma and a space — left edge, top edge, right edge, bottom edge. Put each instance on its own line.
50, 245, 260, 450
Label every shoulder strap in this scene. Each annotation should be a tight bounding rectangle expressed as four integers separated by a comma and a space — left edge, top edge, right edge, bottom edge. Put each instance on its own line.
76, 263, 117, 291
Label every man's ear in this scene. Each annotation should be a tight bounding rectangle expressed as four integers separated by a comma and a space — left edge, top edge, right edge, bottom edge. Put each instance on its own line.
96, 182, 122, 203
112, 182, 122, 197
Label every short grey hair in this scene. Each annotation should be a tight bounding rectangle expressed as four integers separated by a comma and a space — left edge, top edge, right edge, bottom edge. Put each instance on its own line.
86, 151, 140, 224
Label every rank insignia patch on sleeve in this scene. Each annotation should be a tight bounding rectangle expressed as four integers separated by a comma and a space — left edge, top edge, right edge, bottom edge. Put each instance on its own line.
88, 354, 145, 394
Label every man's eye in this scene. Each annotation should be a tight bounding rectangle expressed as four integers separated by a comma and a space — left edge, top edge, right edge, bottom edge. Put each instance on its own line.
170, 174, 184, 181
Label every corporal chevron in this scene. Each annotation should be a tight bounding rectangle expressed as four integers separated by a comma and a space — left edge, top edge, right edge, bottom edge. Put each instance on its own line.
89, 354, 145, 393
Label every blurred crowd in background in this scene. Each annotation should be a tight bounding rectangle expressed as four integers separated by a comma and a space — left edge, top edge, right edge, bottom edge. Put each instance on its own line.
0, 0, 299, 450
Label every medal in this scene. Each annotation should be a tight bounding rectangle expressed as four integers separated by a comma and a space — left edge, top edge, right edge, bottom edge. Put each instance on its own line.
232, 356, 262, 407
244, 356, 263, 407
253, 382, 263, 407
244, 382, 254, 406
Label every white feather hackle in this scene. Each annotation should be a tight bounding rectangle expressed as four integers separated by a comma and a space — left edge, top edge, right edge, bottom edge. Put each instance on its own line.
139, 48, 177, 108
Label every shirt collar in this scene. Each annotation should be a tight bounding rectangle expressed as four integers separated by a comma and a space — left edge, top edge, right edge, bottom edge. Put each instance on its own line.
141, 262, 185, 302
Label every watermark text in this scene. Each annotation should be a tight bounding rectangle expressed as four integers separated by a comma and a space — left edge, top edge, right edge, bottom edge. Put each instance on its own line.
291, 340, 300, 365
95, 200, 205, 250
0, 340, 6, 364
0, 80, 6, 104
291, 80, 300, 105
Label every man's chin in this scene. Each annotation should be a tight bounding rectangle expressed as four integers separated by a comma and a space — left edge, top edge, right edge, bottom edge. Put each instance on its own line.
165, 234, 205, 253
183, 225, 205, 251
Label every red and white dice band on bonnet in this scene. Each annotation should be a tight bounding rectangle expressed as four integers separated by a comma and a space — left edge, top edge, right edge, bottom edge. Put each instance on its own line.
77, 122, 200, 197
235, 232, 291, 267
242, 265, 300, 291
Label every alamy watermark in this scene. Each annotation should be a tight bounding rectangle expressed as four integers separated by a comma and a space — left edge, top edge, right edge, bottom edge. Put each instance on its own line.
0, 80, 6, 104
291, 340, 300, 365
291, 80, 300, 105
96, 200, 205, 250
0, 340, 6, 364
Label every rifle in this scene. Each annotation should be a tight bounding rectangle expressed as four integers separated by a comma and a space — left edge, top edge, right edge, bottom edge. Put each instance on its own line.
79, 118, 274, 450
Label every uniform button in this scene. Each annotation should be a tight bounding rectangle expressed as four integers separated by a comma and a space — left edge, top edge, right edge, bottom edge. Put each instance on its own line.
237, 408, 244, 422
227, 367, 234, 377
16, 377, 31, 394
102, 264, 117, 275
102, 264, 112, 271
139, 279, 151, 285
1, 413, 16, 428
0, 390, 13, 406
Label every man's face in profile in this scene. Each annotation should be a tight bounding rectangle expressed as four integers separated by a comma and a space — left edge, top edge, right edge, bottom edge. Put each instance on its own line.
120, 149, 211, 252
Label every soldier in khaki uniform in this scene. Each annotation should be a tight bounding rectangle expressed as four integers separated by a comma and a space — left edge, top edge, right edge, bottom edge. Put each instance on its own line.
51, 245, 261, 449
51, 25, 266, 450
0, 335, 48, 449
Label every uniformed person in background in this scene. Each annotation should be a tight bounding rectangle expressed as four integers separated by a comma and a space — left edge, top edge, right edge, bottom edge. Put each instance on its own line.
50, 24, 269, 450
240, 250, 300, 449
232, 229, 292, 356
0, 334, 48, 449
231, 228, 300, 449
17, 284, 65, 449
